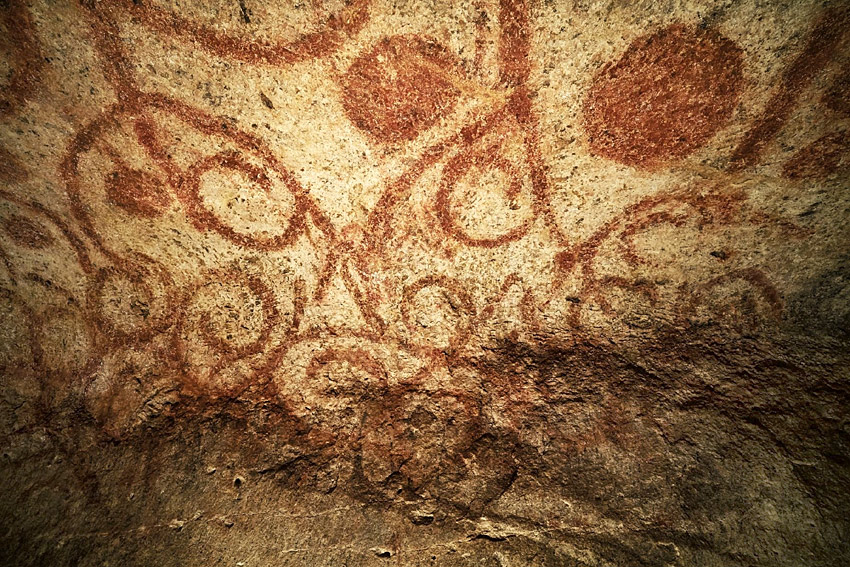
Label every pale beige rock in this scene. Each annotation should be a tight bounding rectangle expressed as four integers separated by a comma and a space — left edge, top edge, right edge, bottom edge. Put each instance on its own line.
0, 0, 849, 565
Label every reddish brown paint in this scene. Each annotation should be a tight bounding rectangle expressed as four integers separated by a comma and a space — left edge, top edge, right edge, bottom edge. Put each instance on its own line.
436, 141, 532, 248
400, 274, 476, 356
34, 0, 821, 460
3, 214, 54, 249
472, 1, 489, 73
105, 166, 171, 218
552, 184, 807, 327
348, 23, 556, 265
341, 35, 462, 144
0, 287, 44, 379
681, 267, 784, 333
61, 94, 329, 262
102, 0, 370, 66
361, 109, 504, 255
0, 145, 29, 184
783, 131, 850, 179
0, 188, 92, 273
824, 68, 850, 117
193, 275, 281, 358
179, 150, 307, 250
86, 255, 176, 345
0, 0, 43, 116
729, 5, 850, 171
583, 24, 744, 169
497, 0, 529, 87
306, 348, 388, 386
173, 270, 289, 397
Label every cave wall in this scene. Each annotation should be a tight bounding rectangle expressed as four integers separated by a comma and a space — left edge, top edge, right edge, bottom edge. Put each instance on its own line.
1, 0, 849, 565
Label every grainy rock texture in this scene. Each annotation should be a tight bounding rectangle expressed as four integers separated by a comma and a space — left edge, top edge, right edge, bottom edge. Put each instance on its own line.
1, 0, 849, 565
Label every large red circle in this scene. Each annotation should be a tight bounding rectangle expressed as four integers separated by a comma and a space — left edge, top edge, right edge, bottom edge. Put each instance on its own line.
341, 35, 461, 144
583, 24, 744, 168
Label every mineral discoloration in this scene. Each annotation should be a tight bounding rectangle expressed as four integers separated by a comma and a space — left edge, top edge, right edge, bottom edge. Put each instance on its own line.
1, 0, 849, 565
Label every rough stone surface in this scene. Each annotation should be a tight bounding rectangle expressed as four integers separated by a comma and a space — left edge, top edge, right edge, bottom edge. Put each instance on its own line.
1, 0, 849, 565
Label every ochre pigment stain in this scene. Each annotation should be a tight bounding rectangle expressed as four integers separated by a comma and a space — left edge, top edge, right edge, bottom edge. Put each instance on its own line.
824, 67, 850, 116
783, 131, 850, 179
0, 0, 42, 116
107, 0, 371, 65
583, 24, 744, 169
341, 35, 462, 144
1, 1, 849, 564
3, 214, 54, 250
729, 5, 850, 170
3, 0, 826, 442
105, 167, 171, 218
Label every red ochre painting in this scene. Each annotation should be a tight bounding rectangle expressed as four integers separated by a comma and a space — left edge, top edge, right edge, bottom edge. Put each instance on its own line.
1, 1, 849, 565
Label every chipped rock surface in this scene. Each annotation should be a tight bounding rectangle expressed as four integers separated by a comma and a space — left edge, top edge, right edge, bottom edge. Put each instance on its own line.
1, 0, 849, 565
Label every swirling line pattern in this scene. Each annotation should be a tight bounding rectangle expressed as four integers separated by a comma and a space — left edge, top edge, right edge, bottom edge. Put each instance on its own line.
1, 1, 846, 539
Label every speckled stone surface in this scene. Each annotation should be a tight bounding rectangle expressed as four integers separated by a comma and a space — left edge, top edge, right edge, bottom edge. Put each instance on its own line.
1, 0, 849, 565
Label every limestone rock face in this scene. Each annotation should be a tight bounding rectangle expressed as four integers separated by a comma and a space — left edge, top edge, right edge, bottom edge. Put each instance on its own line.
1, 0, 849, 565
